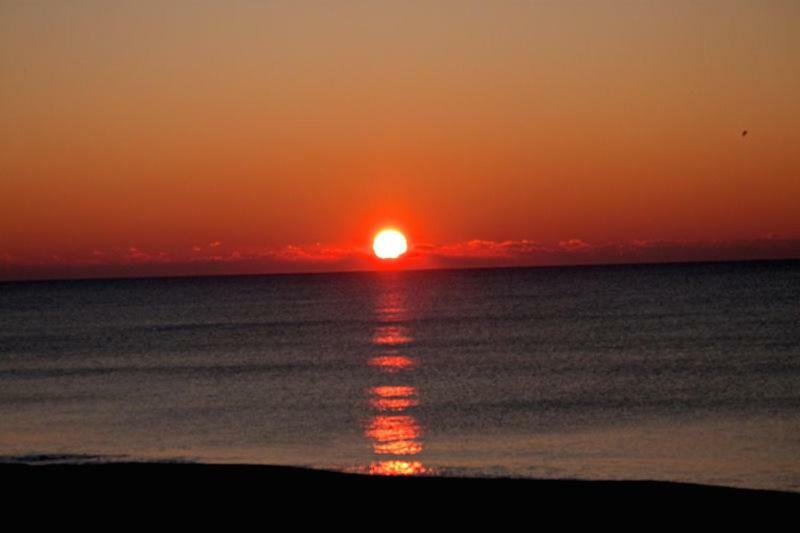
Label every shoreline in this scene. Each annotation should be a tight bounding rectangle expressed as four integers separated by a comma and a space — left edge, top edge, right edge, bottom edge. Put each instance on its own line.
4, 462, 797, 505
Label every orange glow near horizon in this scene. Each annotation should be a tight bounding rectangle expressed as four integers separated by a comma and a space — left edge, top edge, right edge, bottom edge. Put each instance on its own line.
2, 2, 798, 280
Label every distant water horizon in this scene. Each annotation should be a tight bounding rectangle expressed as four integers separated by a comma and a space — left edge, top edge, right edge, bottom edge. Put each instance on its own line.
3, 257, 800, 285
1, 260, 798, 491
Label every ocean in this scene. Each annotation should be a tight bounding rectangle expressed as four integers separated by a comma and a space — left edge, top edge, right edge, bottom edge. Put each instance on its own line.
1, 261, 798, 491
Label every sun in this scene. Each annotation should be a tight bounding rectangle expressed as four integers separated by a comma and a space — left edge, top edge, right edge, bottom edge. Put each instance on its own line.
373, 229, 408, 259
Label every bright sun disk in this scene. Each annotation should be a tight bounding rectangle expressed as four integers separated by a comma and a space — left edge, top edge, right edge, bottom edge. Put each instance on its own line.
373, 229, 408, 259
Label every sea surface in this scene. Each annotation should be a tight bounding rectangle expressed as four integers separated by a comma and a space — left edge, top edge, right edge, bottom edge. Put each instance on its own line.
1, 261, 799, 491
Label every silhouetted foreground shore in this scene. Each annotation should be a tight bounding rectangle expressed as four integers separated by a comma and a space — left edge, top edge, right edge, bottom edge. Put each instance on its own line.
4, 462, 798, 510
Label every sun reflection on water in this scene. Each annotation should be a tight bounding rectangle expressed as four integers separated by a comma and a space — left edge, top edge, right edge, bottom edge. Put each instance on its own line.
372, 325, 413, 346
363, 283, 431, 476
372, 386, 416, 398
367, 415, 420, 449
368, 461, 429, 476
370, 397, 418, 412
368, 355, 416, 373
369, 386, 419, 412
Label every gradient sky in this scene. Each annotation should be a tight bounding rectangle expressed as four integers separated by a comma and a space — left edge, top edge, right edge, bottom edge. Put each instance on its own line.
2, 1, 799, 280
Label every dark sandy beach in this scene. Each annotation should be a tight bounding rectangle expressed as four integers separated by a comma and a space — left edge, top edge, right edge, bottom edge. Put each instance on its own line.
4, 462, 797, 511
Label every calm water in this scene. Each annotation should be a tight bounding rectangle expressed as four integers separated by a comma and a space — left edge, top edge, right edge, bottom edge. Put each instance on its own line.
1, 261, 799, 491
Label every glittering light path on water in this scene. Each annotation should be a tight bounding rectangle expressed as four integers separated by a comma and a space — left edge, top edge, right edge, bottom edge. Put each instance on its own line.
364, 282, 431, 476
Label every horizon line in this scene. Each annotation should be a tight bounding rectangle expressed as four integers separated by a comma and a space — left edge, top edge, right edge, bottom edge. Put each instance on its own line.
2, 256, 797, 285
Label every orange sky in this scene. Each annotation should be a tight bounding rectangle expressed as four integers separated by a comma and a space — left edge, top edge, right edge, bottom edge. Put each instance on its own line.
2, 1, 799, 280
